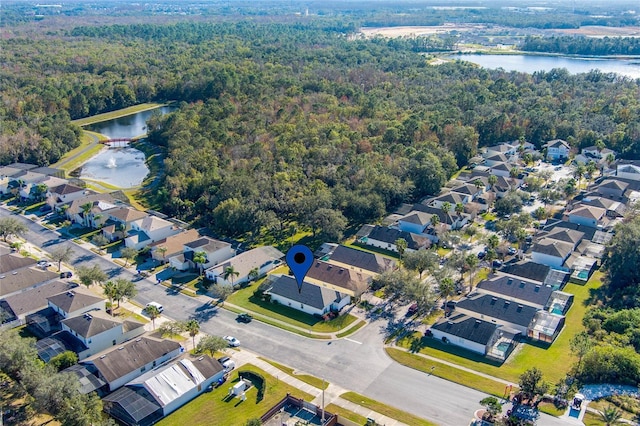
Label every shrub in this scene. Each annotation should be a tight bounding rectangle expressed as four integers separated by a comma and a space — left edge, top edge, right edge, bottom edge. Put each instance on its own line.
239, 370, 266, 402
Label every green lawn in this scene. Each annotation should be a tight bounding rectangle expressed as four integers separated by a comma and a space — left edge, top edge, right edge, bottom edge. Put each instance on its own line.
386, 348, 508, 398
345, 240, 400, 260
226, 281, 357, 333
325, 403, 369, 425
336, 320, 367, 338
340, 391, 437, 426
156, 364, 313, 426
258, 358, 328, 390
71, 103, 166, 126
393, 272, 603, 386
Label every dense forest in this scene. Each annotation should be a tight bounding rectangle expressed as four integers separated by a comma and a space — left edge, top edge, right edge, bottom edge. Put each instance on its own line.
522, 35, 640, 56
2, 20, 640, 239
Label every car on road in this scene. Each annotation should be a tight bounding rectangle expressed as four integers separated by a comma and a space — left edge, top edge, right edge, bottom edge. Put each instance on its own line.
236, 313, 253, 323
37, 260, 52, 268
145, 302, 164, 313
406, 303, 418, 316
60, 271, 72, 279
492, 260, 503, 268
223, 335, 240, 347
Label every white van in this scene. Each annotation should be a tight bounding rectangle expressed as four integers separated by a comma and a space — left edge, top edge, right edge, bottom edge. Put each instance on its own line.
145, 302, 164, 313
221, 359, 236, 371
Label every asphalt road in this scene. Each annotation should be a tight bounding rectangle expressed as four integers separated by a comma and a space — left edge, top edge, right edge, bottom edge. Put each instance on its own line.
2, 207, 570, 426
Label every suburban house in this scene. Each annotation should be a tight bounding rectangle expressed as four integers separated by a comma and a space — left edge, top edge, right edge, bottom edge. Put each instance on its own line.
36, 330, 89, 363
531, 239, 574, 269
264, 275, 350, 316
102, 206, 149, 241
180, 236, 234, 272
46, 183, 89, 208
488, 162, 515, 178
484, 152, 510, 167
325, 245, 396, 276
1, 281, 79, 326
358, 225, 430, 253
567, 205, 606, 228
430, 313, 502, 357
616, 161, 640, 181
397, 211, 433, 235
47, 289, 106, 319
0, 165, 25, 194
82, 336, 183, 392
20, 175, 68, 200
205, 246, 284, 286
450, 183, 484, 200
0, 253, 37, 274
455, 292, 538, 335
65, 193, 119, 227
103, 356, 225, 426
544, 139, 570, 161
579, 196, 626, 219
63, 364, 107, 395
125, 215, 181, 250
60, 310, 145, 360
595, 178, 629, 200
305, 260, 371, 298
428, 191, 469, 209
412, 203, 470, 230
149, 228, 199, 264
582, 146, 616, 160
0, 267, 59, 298
475, 275, 555, 310
484, 143, 518, 158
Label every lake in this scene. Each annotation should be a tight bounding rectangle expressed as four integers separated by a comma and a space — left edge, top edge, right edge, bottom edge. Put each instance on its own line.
448, 53, 640, 79
86, 105, 175, 139
81, 105, 175, 188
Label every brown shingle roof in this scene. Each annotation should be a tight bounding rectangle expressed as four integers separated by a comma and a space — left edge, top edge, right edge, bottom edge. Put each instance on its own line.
0, 254, 37, 274
47, 289, 104, 314
306, 260, 370, 297
106, 206, 148, 223
149, 229, 200, 258
0, 267, 59, 297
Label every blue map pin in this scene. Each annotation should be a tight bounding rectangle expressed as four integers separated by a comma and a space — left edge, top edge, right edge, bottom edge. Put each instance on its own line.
286, 244, 313, 293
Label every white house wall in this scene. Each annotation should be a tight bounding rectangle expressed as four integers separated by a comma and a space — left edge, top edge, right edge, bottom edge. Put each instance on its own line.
531, 252, 564, 269
106, 346, 182, 391
430, 329, 486, 355
269, 294, 326, 316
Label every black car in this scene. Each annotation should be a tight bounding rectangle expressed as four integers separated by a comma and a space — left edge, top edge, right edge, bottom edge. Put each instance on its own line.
477, 251, 486, 259
60, 271, 72, 279
236, 313, 253, 323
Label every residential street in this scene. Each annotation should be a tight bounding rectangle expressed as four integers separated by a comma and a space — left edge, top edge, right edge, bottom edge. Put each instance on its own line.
1, 206, 572, 426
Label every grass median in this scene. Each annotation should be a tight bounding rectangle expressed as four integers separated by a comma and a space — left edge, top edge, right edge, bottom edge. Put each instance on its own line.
258, 357, 329, 390
340, 391, 437, 426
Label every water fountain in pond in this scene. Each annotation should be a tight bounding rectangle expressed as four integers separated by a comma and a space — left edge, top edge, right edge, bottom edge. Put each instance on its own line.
106, 156, 117, 169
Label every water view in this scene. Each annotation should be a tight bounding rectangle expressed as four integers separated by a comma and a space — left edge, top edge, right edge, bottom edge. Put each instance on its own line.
80, 147, 149, 188
449, 54, 640, 79
86, 105, 175, 139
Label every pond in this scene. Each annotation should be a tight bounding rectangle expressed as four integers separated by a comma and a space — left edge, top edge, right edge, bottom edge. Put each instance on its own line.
80, 147, 149, 188
85, 105, 175, 139
448, 53, 640, 79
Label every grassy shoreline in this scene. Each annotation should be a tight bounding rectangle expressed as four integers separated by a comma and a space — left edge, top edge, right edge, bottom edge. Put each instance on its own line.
71, 102, 167, 126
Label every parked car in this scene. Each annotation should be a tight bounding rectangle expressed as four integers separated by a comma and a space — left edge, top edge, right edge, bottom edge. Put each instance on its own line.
477, 251, 486, 259
37, 260, 52, 268
217, 356, 230, 365
492, 260, 503, 268
508, 247, 517, 255
224, 335, 240, 347
406, 303, 418, 316
236, 313, 253, 323
60, 271, 72, 279
145, 302, 164, 313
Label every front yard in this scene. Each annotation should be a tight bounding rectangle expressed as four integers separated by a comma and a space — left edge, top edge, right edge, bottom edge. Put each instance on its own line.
226, 279, 358, 333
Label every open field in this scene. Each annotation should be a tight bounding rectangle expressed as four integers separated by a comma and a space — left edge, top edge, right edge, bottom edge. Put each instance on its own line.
360, 24, 482, 38
555, 25, 640, 38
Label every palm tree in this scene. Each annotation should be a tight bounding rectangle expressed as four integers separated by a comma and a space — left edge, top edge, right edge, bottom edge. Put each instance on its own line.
488, 174, 498, 188
102, 281, 118, 316
430, 214, 440, 229
465, 254, 479, 293
247, 267, 260, 282
145, 304, 161, 330
193, 251, 207, 275
185, 319, 200, 349
441, 201, 452, 216
437, 274, 456, 307
599, 405, 623, 425
395, 238, 408, 262
157, 246, 168, 263
80, 202, 93, 227
222, 265, 239, 286
454, 202, 464, 216
574, 163, 586, 189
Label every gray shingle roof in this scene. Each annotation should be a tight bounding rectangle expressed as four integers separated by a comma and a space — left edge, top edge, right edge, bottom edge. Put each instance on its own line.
476, 274, 554, 308
3, 281, 78, 318
47, 289, 104, 314
431, 313, 499, 345
0, 254, 37, 274
62, 310, 123, 338
532, 239, 574, 259
329, 245, 395, 274
86, 337, 181, 384
366, 226, 429, 250
456, 293, 538, 328
267, 275, 343, 310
